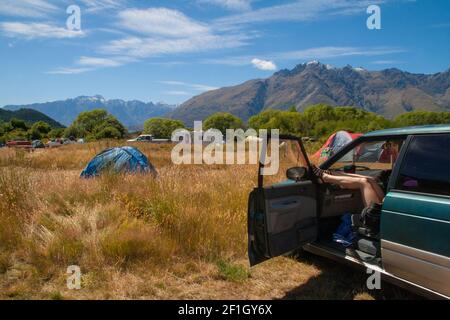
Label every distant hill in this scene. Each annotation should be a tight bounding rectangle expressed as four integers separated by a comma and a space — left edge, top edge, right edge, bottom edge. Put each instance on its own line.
4, 95, 176, 130
172, 62, 450, 125
0, 108, 64, 128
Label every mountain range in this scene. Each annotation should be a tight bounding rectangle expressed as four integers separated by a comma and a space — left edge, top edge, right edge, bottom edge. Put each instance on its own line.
4, 96, 176, 130
0, 108, 64, 128
2, 63, 449, 129
172, 61, 450, 125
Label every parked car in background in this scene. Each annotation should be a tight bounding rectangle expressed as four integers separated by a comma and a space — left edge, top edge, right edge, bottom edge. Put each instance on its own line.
6, 140, 32, 149
248, 124, 450, 299
31, 140, 45, 149
46, 138, 63, 148
127, 134, 153, 142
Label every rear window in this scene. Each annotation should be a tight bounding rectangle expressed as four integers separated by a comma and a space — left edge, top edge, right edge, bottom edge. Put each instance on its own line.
395, 134, 450, 196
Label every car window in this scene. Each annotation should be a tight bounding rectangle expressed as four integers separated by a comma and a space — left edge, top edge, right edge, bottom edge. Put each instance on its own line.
262, 139, 309, 187
395, 135, 450, 196
327, 139, 405, 171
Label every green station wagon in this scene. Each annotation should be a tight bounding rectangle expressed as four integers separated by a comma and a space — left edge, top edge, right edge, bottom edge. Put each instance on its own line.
248, 124, 450, 299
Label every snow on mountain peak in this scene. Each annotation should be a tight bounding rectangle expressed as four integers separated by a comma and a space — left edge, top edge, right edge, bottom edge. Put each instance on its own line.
353, 67, 367, 72
306, 60, 319, 65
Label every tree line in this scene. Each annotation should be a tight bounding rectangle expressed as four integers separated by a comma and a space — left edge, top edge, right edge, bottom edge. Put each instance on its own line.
0, 118, 64, 143
1, 105, 449, 143
143, 105, 450, 140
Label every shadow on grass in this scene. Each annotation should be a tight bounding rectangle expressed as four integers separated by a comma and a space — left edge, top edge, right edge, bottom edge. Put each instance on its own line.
280, 252, 422, 300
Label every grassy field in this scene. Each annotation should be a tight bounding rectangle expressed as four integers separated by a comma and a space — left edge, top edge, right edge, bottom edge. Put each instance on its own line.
0, 141, 417, 300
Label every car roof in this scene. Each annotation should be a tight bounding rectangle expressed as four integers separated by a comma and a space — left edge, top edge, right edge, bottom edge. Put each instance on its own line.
363, 124, 450, 137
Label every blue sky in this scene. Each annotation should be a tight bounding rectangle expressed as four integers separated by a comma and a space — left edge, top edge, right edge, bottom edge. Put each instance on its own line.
0, 0, 449, 107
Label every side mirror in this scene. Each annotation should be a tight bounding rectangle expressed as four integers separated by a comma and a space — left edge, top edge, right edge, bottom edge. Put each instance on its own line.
286, 166, 307, 182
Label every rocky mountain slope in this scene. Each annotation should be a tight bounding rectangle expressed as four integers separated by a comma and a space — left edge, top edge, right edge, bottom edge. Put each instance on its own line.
172, 62, 450, 125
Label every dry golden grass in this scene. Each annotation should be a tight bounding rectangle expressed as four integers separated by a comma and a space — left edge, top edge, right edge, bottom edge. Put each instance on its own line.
0, 142, 416, 300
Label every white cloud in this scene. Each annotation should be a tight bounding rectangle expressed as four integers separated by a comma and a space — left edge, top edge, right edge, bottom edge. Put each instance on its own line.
191, 84, 219, 91
371, 60, 403, 65
198, 0, 252, 11
251, 58, 277, 71
0, 0, 58, 18
205, 46, 404, 67
0, 22, 86, 39
101, 33, 249, 58
46, 67, 92, 75
159, 81, 218, 92
165, 90, 192, 96
49, 7, 252, 73
101, 7, 251, 59
214, 0, 386, 28
77, 56, 131, 67
203, 56, 251, 66
80, 0, 126, 13
159, 81, 186, 86
118, 8, 210, 37
46, 55, 133, 74
276, 46, 404, 60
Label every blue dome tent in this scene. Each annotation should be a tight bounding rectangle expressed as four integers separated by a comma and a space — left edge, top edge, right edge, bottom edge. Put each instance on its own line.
80, 146, 156, 178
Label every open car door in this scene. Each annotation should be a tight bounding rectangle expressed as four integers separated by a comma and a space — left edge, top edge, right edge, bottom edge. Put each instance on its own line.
248, 135, 318, 266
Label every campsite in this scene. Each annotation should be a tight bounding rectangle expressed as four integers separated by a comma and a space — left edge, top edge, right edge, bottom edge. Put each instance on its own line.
0, 139, 420, 300
1, 0, 449, 305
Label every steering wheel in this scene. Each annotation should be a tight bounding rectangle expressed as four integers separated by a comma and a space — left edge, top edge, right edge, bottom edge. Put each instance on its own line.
334, 165, 371, 172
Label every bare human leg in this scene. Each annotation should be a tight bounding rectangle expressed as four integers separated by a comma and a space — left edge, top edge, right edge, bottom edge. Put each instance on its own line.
321, 173, 384, 207
332, 172, 385, 201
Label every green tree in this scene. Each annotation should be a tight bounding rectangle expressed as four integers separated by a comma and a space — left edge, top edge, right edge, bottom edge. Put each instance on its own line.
394, 111, 450, 127
203, 113, 243, 135
143, 118, 185, 139
248, 109, 307, 135
93, 115, 127, 138
28, 121, 52, 140
64, 109, 126, 140
288, 105, 297, 112
48, 128, 65, 139
303, 104, 337, 123
10, 118, 28, 131
31, 121, 52, 134
299, 105, 396, 137
75, 109, 109, 132
95, 126, 122, 139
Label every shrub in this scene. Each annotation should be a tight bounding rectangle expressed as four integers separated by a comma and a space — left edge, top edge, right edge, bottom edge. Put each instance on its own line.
64, 109, 127, 140
394, 110, 450, 127
248, 109, 306, 134
143, 118, 185, 139
204, 113, 244, 134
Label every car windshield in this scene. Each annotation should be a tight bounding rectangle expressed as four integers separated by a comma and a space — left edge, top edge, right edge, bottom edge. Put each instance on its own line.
327, 139, 405, 171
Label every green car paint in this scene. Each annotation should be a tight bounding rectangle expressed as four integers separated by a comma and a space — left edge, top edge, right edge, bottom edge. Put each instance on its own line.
382, 191, 450, 257
364, 124, 450, 137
